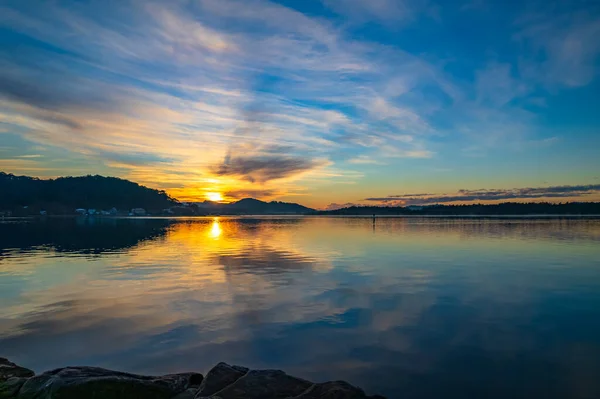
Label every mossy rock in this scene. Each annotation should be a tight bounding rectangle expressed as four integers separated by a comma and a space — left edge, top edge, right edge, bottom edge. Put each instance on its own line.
0, 358, 34, 382
0, 377, 29, 399
17, 367, 201, 399
1, 358, 386, 399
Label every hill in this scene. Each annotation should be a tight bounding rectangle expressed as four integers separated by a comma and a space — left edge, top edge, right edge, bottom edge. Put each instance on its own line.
195, 198, 314, 215
0, 172, 177, 215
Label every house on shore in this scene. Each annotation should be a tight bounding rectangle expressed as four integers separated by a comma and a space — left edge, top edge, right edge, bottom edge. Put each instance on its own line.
131, 208, 146, 216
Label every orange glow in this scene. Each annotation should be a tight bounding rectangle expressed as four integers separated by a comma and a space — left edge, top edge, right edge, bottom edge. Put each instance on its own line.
209, 218, 222, 239
206, 192, 223, 202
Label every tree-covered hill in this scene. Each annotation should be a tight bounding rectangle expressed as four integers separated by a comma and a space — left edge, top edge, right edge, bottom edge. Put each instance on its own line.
218, 198, 314, 214
0, 172, 177, 214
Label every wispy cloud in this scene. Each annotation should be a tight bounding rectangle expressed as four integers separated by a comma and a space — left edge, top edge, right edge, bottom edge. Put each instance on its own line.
0, 0, 442, 197
475, 62, 529, 107
515, 5, 600, 88
347, 156, 384, 165
15, 154, 43, 159
323, 0, 438, 26
0, 0, 598, 206
366, 184, 600, 205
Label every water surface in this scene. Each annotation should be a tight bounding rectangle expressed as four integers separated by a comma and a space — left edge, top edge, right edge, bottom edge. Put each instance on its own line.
1, 217, 600, 398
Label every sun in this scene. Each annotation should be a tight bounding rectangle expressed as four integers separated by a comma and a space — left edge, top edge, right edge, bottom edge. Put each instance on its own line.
206, 192, 223, 202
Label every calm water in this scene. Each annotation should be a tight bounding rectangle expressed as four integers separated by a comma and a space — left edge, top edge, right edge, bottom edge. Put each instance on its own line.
1, 217, 600, 398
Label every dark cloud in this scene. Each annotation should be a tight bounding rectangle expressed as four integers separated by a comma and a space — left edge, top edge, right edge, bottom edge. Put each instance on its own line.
224, 188, 278, 199
365, 184, 600, 205
0, 75, 67, 111
34, 113, 83, 130
387, 192, 433, 197
0, 55, 129, 116
211, 153, 323, 183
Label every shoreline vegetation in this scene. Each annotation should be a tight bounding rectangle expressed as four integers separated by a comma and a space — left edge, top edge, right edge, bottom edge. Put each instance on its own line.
2, 172, 600, 217
0, 357, 384, 399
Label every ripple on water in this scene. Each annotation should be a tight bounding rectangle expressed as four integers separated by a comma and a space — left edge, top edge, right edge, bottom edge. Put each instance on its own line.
0, 217, 599, 399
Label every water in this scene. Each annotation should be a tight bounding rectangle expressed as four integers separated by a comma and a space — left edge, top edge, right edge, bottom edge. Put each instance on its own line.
1, 217, 600, 398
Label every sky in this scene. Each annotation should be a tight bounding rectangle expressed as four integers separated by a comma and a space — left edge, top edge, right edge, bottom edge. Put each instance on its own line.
1, 0, 599, 209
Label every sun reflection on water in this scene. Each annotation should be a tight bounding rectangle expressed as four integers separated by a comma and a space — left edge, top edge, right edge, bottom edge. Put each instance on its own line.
209, 218, 222, 239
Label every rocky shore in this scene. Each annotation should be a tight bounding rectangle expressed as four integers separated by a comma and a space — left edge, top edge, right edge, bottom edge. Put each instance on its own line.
1, 357, 384, 399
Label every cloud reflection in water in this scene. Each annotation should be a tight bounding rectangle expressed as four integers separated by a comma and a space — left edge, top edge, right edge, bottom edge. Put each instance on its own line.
0, 217, 600, 399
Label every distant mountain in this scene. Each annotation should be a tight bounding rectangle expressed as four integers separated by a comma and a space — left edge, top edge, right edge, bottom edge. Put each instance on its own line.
196, 198, 314, 215
0, 172, 177, 214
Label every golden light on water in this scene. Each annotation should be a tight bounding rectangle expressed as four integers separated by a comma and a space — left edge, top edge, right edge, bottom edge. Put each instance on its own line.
209, 218, 222, 239
206, 192, 223, 202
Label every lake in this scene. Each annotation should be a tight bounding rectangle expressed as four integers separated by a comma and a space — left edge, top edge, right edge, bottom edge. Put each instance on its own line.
1, 217, 600, 398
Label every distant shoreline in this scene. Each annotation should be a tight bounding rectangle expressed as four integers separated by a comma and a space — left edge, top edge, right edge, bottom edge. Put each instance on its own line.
4, 172, 600, 218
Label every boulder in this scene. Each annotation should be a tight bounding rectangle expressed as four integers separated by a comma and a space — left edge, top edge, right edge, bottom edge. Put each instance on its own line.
0, 358, 35, 399
195, 363, 248, 397
291, 381, 380, 399
196, 369, 312, 399
0, 378, 29, 399
0, 359, 34, 381
17, 366, 202, 399
0, 358, 385, 399
173, 388, 199, 399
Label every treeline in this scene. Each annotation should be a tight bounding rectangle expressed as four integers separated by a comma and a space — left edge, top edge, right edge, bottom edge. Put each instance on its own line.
0, 172, 177, 214
316, 202, 600, 215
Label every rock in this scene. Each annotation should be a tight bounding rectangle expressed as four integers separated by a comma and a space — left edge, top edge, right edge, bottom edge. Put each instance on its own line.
17, 366, 201, 399
197, 369, 312, 399
172, 372, 204, 399
0, 377, 28, 399
173, 388, 199, 399
0, 359, 35, 399
0, 358, 34, 381
0, 358, 385, 399
291, 381, 377, 399
188, 373, 204, 386
195, 363, 248, 397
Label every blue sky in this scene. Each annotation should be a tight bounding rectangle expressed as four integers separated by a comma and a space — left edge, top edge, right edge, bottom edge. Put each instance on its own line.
1, 0, 599, 208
